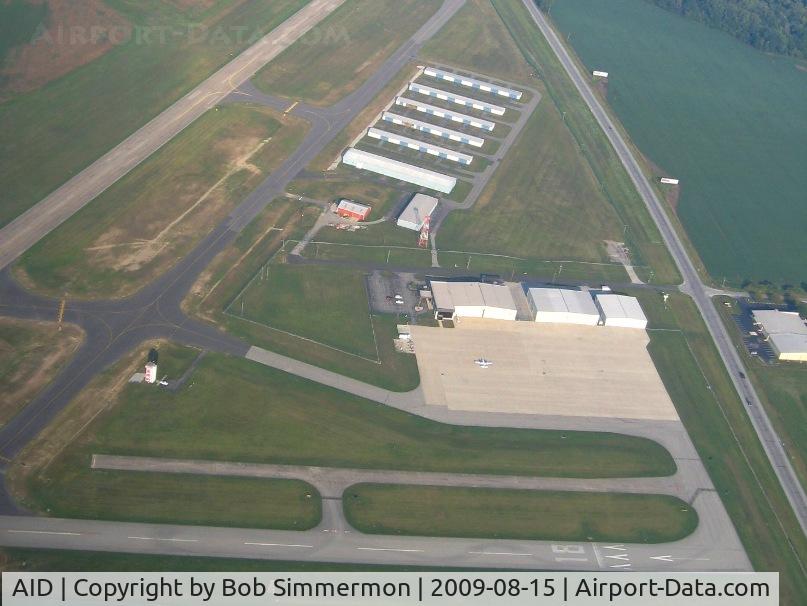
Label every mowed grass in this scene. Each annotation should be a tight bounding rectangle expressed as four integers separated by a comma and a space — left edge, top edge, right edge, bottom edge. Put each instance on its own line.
344, 484, 698, 543
16, 104, 307, 299
551, 0, 807, 285
640, 292, 807, 604
0, 0, 309, 229
491, 0, 679, 284
420, 0, 534, 84
0, 0, 47, 65
233, 263, 377, 359
63, 351, 676, 479
252, 0, 438, 105
439, 99, 624, 264
0, 318, 83, 427
27, 465, 321, 530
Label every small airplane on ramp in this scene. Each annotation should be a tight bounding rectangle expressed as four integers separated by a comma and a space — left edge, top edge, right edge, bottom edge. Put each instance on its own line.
474, 358, 493, 368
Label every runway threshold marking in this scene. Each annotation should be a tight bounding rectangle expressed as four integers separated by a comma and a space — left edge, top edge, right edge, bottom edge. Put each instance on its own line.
8, 530, 81, 536
244, 541, 314, 549
357, 547, 424, 553
127, 536, 198, 543
469, 551, 533, 557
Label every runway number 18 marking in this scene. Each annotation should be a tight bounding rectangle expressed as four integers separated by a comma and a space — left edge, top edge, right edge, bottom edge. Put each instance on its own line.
551, 544, 589, 563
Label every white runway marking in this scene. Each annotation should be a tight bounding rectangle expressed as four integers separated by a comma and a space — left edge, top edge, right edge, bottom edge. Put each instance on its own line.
244, 542, 314, 549
469, 551, 533, 557
8, 530, 81, 536
357, 547, 424, 553
127, 536, 198, 543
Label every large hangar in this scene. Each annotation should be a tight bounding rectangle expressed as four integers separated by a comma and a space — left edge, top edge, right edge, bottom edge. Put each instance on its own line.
527, 287, 600, 326
397, 193, 439, 231
395, 97, 496, 131
752, 309, 807, 362
595, 294, 648, 329
429, 280, 518, 321
341, 148, 456, 194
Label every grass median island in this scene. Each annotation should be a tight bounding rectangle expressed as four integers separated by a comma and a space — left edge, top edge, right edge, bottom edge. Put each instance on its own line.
0, 318, 83, 427
252, 0, 438, 106
344, 484, 698, 543
0, 0, 309, 229
231, 263, 377, 359
27, 464, 321, 530
15, 104, 308, 299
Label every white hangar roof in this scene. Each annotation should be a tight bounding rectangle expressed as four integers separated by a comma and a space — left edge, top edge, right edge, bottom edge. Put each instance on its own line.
595, 294, 648, 328
430, 281, 517, 313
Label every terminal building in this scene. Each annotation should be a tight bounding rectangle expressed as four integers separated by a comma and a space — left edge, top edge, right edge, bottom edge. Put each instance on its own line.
397, 193, 439, 231
423, 67, 523, 100
752, 309, 807, 362
594, 294, 648, 329
342, 148, 457, 194
395, 97, 496, 131
367, 127, 473, 165
429, 280, 518, 321
409, 82, 506, 116
527, 287, 600, 326
381, 112, 485, 148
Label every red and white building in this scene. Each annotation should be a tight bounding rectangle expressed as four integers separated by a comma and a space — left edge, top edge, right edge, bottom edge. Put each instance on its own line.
336, 199, 371, 221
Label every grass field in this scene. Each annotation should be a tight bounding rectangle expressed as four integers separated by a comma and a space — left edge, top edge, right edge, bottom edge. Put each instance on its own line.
0, 0, 309, 229
344, 484, 697, 543
438, 99, 624, 265
715, 297, 807, 492
491, 0, 680, 285
287, 178, 405, 220
635, 291, 807, 604
230, 263, 378, 360
26, 465, 321, 530
420, 0, 534, 85
0, 549, 454, 572
15, 104, 307, 299
550, 0, 807, 285
17, 348, 676, 481
185, 201, 420, 391
0, 318, 83, 427
253, 0, 438, 106
0, 1, 47, 67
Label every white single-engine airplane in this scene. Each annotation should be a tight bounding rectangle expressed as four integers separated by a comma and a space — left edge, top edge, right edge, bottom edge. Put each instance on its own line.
474, 358, 493, 368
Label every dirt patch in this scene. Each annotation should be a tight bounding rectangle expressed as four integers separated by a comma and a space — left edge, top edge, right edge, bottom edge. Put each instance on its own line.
0, 0, 131, 97
0, 318, 83, 426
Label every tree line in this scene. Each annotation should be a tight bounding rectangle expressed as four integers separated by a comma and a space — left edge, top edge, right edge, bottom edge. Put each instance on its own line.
646, 0, 807, 58
535, 0, 807, 59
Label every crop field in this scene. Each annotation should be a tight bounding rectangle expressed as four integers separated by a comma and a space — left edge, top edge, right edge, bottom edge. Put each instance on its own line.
15, 104, 307, 299
551, 0, 807, 285
253, 0, 438, 106
0, 0, 308, 229
344, 484, 698, 543
228, 263, 379, 360
0, 318, 82, 427
438, 98, 624, 264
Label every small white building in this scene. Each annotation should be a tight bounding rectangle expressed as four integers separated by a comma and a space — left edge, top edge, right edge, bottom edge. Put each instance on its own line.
430, 281, 517, 321
593, 70, 609, 78
527, 287, 600, 326
595, 294, 648, 329
342, 148, 457, 194
397, 193, 439, 231
752, 309, 807, 362
144, 362, 158, 384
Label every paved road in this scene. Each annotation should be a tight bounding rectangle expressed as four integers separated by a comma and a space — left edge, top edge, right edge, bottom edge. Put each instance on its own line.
522, 0, 807, 536
91, 455, 683, 499
0, 0, 347, 272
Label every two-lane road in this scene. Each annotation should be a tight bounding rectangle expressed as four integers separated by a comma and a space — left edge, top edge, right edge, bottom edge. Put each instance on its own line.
521, 0, 807, 535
